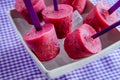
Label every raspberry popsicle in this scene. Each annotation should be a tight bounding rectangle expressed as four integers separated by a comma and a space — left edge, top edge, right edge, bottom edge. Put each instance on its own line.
84, 1, 118, 32
42, 4, 73, 39
23, 0, 60, 61
15, 0, 46, 24
64, 24, 102, 59
62, 0, 87, 14
24, 24, 60, 61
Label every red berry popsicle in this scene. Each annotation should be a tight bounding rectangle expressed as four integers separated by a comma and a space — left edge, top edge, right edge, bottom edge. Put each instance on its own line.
64, 24, 102, 59
61, 0, 87, 14
84, 1, 118, 32
24, 24, 60, 61
15, 0, 46, 24
42, 4, 73, 39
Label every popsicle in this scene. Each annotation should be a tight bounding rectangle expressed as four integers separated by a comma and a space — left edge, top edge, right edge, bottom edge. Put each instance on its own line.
23, 0, 60, 61
64, 24, 102, 59
83, 1, 119, 32
42, 4, 73, 39
61, 0, 87, 14
15, 0, 46, 24
24, 24, 60, 61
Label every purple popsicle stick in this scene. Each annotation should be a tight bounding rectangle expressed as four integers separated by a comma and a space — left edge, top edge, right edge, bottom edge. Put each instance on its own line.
53, 0, 58, 11
23, 0, 42, 31
108, 0, 120, 14
92, 20, 120, 39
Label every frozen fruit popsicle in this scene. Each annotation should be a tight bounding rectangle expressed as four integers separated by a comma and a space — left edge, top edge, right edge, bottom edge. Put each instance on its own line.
24, 24, 60, 61
83, 1, 118, 32
64, 24, 102, 59
61, 0, 87, 14
42, 4, 73, 39
15, 0, 46, 24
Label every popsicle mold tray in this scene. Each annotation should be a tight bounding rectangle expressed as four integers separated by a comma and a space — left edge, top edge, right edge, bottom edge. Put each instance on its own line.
8, 0, 120, 79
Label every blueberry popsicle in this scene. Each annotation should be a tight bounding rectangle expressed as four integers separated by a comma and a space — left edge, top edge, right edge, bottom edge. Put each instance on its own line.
24, 24, 60, 61
15, 0, 46, 24
62, 0, 87, 14
84, 1, 118, 32
64, 24, 102, 59
42, 4, 73, 39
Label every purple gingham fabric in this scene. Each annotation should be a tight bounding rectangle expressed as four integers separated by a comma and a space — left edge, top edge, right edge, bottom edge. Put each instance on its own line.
0, 0, 120, 80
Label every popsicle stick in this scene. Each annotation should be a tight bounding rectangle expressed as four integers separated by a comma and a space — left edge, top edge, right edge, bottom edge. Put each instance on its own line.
108, 0, 120, 14
92, 20, 120, 39
53, 0, 58, 11
23, 0, 42, 31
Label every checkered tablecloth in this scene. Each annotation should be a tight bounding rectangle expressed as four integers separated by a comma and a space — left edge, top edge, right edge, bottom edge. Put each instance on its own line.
1, 0, 120, 80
